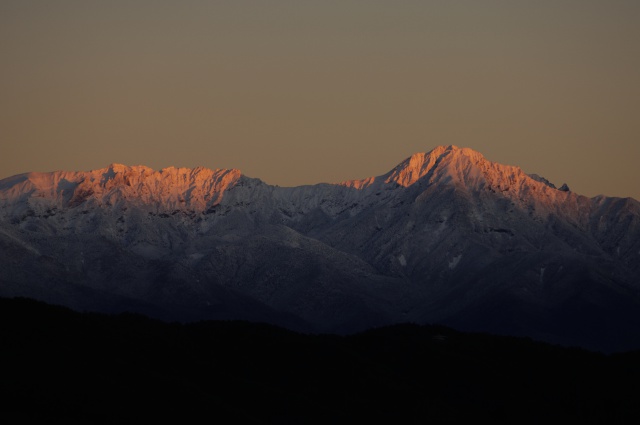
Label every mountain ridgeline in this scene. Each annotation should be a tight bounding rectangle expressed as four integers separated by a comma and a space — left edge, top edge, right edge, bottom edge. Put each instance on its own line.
1, 145, 639, 352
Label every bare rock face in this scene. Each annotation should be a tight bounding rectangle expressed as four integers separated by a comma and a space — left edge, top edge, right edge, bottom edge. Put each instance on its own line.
1, 145, 640, 352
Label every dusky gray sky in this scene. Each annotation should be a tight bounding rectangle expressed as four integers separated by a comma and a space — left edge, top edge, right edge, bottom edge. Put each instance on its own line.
2, 1, 639, 199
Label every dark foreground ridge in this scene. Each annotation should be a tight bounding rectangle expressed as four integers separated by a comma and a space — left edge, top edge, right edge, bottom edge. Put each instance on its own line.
2, 297, 640, 423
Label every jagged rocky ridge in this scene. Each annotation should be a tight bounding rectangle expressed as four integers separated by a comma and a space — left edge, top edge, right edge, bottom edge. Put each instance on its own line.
1, 145, 639, 352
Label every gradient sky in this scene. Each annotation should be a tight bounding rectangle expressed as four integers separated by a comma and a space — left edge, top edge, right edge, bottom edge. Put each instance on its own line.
1, 1, 639, 199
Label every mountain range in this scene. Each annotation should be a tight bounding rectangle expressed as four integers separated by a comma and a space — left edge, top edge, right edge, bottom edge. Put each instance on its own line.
1, 145, 639, 352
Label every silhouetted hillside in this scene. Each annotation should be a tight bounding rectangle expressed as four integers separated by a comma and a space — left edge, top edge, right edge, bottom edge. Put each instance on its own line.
2, 297, 639, 423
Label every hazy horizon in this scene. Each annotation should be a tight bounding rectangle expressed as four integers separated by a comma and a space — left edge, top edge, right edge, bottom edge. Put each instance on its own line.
2, 1, 639, 199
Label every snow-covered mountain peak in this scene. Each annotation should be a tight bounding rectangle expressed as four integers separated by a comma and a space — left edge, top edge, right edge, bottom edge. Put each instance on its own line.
372, 146, 581, 218
0, 146, 585, 221
1, 149, 639, 354
0, 164, 243, 213
383, 145, 490, 188
339, 145, 480, 189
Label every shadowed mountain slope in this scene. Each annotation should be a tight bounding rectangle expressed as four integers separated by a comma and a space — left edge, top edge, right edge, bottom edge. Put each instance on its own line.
1, 146, 639, 351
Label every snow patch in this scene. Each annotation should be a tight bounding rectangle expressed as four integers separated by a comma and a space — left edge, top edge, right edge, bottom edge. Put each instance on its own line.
398, 254, 407, 267
448, 254, 462, 269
